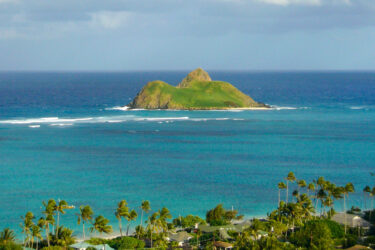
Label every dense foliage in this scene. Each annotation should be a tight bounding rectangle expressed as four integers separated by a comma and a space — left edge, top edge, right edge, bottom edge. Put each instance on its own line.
2, 172, 375, 249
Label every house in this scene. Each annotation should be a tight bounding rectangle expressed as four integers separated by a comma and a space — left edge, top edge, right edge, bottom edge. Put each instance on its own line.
70, 242, 114, 250
331, 213, 372, 229
213, 241, 233, 250
167, 231, 193, 246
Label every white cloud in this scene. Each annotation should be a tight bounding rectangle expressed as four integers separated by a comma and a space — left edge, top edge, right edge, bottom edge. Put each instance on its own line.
0, 0, 18, 4
89, 11, 132, 29
257, 0, 321, 6
256, 0, 352, 6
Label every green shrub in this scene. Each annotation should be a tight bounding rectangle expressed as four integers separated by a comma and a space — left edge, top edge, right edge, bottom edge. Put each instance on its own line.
290, 220, 334, 249
323, 219, 344, 238
40, 246, 65, 250
173, 215, 206, 228
364, 235, 375, 246
0, 242, 22, 250
86, 238, 109, 245
107, 236, 145, 249
343, 234, 358, 248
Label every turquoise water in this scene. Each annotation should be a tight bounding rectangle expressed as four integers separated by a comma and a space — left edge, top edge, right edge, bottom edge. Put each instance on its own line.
0, 71, 375, 236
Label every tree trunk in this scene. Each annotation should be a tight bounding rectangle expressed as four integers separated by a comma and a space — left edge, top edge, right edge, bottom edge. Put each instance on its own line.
56, 212, 60, 236
83, 221, 86, 240
278, 189, 280, 205
150, 226, 153, 248
364, 192, 367, 210
46, 224, 50, 247
344, 195, 347, 235
286, 181, 289, 203
127, 223, 130, 236
119, 218, 123, 236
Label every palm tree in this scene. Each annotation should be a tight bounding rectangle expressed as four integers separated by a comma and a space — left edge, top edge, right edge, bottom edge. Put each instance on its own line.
54, 226, 76, 248
297, 179, 307, 193
31, 225, 42, 250
134, 225, 146, 239
342, 183, 355, 235
292, 190, 299, 202
38, 214, 54, 247
20, 211, 34, 248
55, 200, 73, 236
370, 187, 375, 221
43, 199, 57, 233
115, 200, 129, 236
317, 188, 327, 216
90, 215, 113, 247
76, 205, 93, 240
140, 200, 151, 228
363, 186, 371, 210
126, 210, 138, 236
147, 212, 160, 248
0, 228, 16, 245
285, 172, 296, 203
278, 182, 287, 205
158, 207, 172, 232
196, 229, 202, 246
307, 183, 315, 197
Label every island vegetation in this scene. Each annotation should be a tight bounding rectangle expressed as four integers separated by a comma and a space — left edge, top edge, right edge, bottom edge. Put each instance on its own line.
128, 68, 269, 110
2, 173, 375, 249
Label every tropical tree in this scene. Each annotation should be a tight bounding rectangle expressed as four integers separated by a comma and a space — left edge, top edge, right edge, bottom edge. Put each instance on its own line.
0, 228, 16, 245
90, 215, 113, 237
158, 207, 172, 232
140, 200, 151, 228
31, 225, 42, 250
297, 179, 306, 193
53, 226, 76, 248
134, 225, 146, 239
20, 211, 34, 248
370, 187, 375, 221
38, 214, 54, 248
307, 182, 315, 196
342, 183, 355, 235
76, 205, 93, 240
196, 229, 202, 246
285, 172, 296, 203
126, 210, 138, 236
55, 200, 73, 236
363, 186, 371, 210
115, 200, 129, 236
147, 212, 161, 248
43, 199, 57, 232
278, 182, 287, 205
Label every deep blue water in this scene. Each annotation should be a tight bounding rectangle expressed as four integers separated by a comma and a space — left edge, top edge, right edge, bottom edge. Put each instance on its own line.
1, 71, 375, 237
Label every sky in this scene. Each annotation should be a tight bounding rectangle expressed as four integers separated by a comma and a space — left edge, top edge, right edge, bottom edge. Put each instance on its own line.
0, 0, 375, 71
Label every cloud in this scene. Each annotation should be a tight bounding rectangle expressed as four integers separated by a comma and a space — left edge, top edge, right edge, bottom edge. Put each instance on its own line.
0, 0, 18, 3
89, 11, 132, 29
257, 0, 321, 6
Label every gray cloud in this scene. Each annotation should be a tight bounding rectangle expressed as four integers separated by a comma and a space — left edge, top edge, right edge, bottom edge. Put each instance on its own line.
0, 0, 374, 40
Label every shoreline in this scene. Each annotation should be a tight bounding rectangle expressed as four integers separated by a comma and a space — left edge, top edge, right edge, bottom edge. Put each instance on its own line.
110, 106, 272, 111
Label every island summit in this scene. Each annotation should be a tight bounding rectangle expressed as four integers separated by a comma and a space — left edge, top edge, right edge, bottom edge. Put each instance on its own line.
128, 68, 269, 110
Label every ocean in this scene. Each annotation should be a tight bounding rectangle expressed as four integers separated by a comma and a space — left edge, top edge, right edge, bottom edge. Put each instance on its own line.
0, 71, 374, 236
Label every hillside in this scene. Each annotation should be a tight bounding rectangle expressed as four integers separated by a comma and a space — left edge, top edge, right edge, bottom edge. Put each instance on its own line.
128, 68, 269, 110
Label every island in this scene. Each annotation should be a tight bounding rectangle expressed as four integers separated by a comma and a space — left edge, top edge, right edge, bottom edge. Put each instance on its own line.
128, 68, 269, 110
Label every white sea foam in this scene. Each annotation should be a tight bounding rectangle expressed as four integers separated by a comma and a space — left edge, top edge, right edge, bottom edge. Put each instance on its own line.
28, 125, 40, 128
50, 123, 73, 127
134, 117, 189, 121
0, 115, 250, 127
106, 106, 130, 111
349, 106, 372, 110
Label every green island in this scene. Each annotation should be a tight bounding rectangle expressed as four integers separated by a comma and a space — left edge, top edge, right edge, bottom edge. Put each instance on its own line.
128, 68, 269, 110
2, 173, 375, 250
